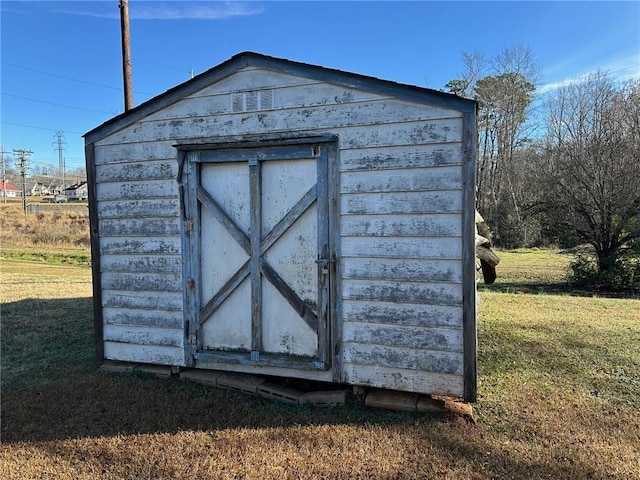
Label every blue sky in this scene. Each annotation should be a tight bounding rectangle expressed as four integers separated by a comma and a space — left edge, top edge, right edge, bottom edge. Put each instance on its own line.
1, 1, 639, 175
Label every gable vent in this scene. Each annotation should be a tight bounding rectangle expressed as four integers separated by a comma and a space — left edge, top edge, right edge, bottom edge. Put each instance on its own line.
232, 89, 274, 112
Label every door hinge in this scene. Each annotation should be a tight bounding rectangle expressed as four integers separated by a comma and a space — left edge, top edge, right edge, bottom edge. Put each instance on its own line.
184, 219, 194, 233
188, 334, 196, 346
187, 278, 195, 289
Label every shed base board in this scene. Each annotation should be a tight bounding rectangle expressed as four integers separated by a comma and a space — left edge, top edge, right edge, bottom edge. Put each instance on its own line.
99, 361, 473, 418
363, 388, 475, 421
192, 359, 334, 383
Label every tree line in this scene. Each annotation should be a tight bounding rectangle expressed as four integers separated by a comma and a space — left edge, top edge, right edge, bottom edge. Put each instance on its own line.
446, 46, 640, 290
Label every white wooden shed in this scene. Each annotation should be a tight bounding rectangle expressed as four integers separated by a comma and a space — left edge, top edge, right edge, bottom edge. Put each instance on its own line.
84, 52, 478, 402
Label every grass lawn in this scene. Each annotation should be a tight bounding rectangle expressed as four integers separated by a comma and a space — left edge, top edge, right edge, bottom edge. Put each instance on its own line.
1, 249, 639, 479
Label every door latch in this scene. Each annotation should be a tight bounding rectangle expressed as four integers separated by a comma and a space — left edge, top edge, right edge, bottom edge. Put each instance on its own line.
315, 258, 334, 275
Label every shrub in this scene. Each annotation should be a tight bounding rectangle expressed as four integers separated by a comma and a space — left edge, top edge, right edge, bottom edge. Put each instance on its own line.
570, 250, 640, 291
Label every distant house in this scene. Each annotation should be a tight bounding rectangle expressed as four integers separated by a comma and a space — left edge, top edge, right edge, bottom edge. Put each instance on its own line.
24, 181, 50, 196
47, 184, 65, 195
1, 181, 21, 198
65, 181, 88, 201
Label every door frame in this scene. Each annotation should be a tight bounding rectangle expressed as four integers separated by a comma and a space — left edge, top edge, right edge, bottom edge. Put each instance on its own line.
177, 135, 339, 375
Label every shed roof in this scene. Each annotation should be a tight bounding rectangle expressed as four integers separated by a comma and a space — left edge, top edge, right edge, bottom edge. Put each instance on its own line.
85, 51, 477, 144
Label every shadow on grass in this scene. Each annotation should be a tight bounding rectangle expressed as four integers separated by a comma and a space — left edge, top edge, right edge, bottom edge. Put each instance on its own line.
479, 281, 640, 299
0, 297, 627, 479
1, 374, 610, 479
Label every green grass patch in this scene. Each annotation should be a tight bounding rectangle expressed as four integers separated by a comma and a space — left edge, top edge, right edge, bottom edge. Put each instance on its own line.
2, 249, 640, 479
1, 244, 91, 267
0, 259, 95, 388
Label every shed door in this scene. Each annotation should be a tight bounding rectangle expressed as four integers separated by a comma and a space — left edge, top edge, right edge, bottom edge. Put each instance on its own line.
186, 143, 331, 370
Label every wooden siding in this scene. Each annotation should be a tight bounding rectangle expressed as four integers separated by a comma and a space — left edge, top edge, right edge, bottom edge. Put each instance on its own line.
92, 139, 184, 366
91, 64, 471, 396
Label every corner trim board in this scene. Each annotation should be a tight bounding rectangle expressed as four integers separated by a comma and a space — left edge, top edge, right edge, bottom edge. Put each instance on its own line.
462, 110, 478, 403
85, 143, 104, 363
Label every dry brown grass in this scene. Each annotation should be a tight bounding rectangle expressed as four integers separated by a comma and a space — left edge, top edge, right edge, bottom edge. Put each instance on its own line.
0, 203, 90, 248
1, 250, 639, 479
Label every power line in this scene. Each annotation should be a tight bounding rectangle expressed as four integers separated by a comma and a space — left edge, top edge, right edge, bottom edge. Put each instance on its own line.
0, 121, 84, 135
1, 61, 155, 96
2, 92, 114, 114
3, 27, 189, 74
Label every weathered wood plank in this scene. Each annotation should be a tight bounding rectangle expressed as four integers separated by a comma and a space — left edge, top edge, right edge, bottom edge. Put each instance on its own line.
199, 260, 251, 324
95, 160, 178, 182
341, 364, 463, 397
260, 184, 316, 254
343, 342, 464, 375
194, 359, 333, 383
340, 214, 462, 237
102, 291, 183, 311
101, 272, 182, 293
261, 259, 318, 332
341, 236, 462, 259
145, 94, 231, 120
186, 67, 317, 98
101, 254, 182, 274
342, 300, 463, 329
198, 185, 251, 254
462, 109, 478, 403
93, 140, 176, 160
98, 198, 180, 219
86, 142, 103, 363
145, 84, 387, 122
137, 97, 460, 141
342, 258, 462, 283
97, 179, 178, 201
94, 111, 462, 148
339, 119, 462, 149
343, 322, 463, 352
341, 166, 462, 193
250, 160, 262, 355
103, 325, 184, 347
103, 307, 183, 329
274, 83, 387, 109
99, 217, 181, 237
339, 144, 463, 171
343, 279, 462, 306
104, 341, 185, 366
100, 237, 181, 256
341, 191, 462, 215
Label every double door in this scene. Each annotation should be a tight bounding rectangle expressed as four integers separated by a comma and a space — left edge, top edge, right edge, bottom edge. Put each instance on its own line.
183, 142, 332, 370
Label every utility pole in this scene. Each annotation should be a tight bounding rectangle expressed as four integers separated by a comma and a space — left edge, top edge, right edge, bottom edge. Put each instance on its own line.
53, 131, 67, 191
1, 144, 9, 204
13, 148, 32, 213
119, 0, 134, 111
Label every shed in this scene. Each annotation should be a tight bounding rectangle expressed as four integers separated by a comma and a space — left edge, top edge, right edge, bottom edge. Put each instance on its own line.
84, 52, 478, 402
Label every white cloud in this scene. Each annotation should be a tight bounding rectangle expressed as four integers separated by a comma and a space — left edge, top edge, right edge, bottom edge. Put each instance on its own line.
538, 52, 640, 95
54, 1, 264, 21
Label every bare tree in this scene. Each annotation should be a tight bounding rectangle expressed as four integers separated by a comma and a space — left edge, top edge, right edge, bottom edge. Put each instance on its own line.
541, 72, 640, 274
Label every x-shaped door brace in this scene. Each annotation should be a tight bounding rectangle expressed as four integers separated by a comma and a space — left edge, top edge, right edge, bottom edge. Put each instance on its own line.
196, 175, 319, 346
